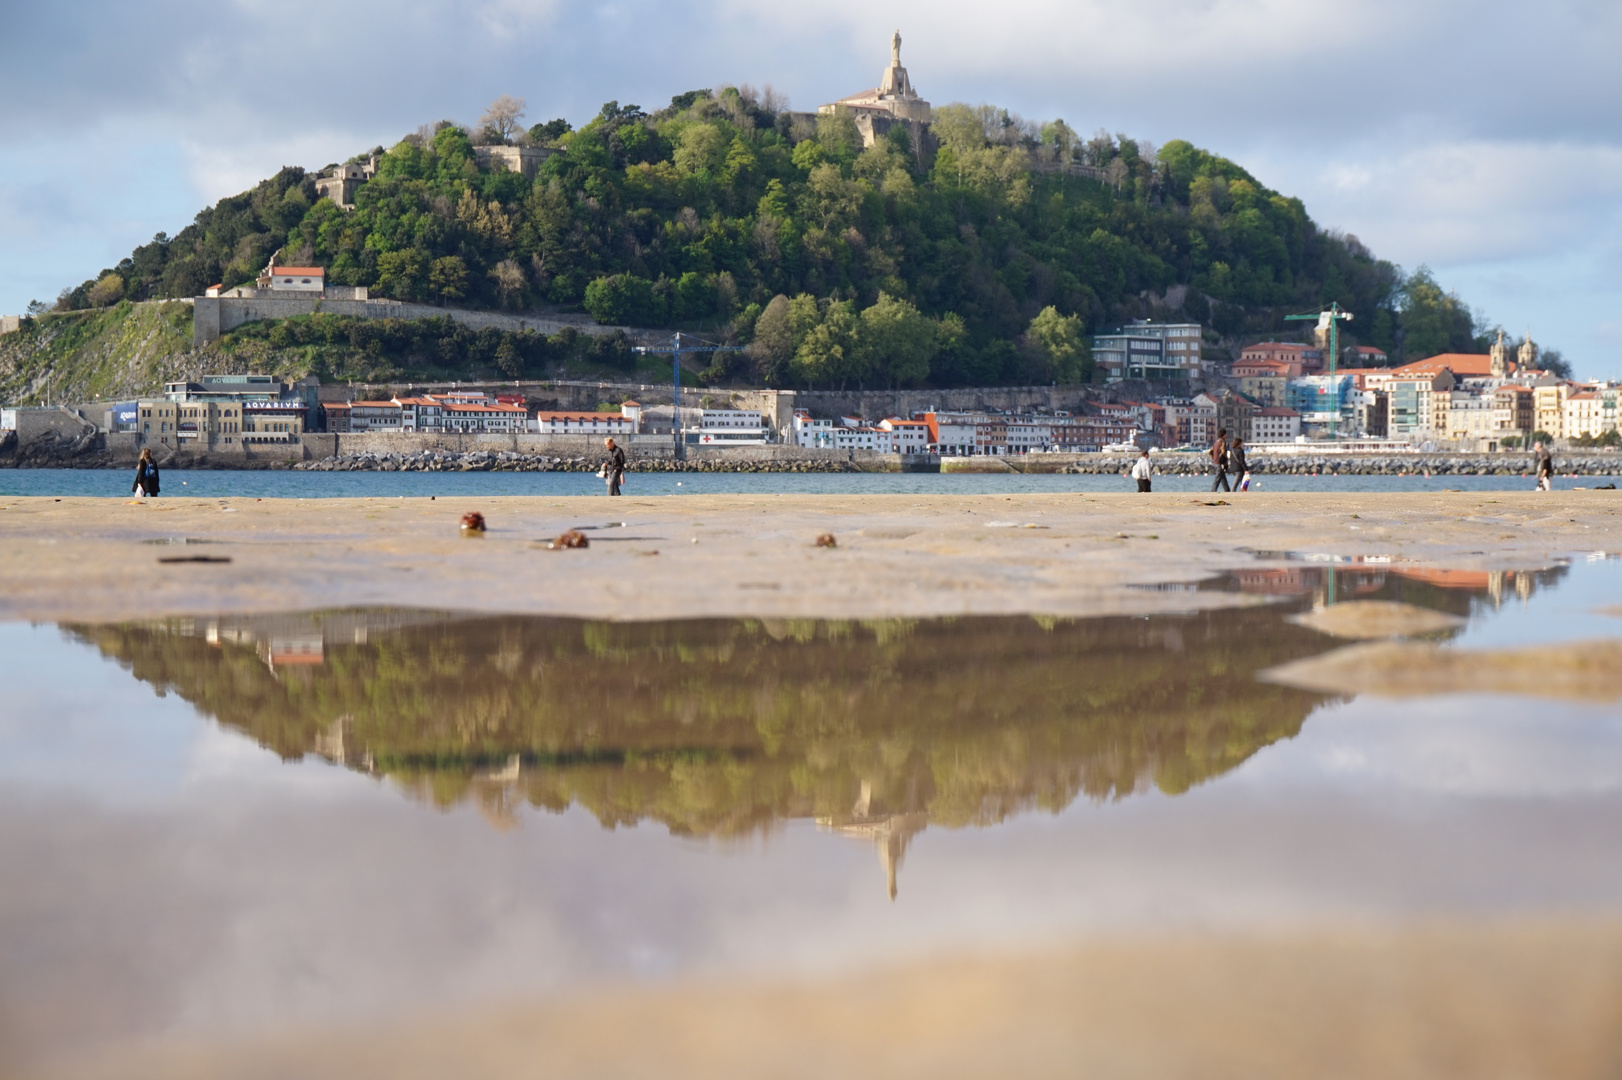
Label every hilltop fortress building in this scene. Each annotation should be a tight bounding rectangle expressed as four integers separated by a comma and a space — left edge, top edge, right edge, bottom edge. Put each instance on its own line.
817, 31, 933, 150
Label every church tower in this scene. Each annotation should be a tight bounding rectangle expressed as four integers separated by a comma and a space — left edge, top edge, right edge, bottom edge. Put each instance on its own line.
1518, 332, 1539, 372
1489, 329, 1509, 378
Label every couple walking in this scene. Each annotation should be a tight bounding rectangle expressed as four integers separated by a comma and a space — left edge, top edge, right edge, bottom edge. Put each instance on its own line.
1209, 429, 1251, 492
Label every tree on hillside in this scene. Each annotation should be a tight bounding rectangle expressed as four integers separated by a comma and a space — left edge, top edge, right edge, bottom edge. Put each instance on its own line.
1023, 306, 1091, 383
1540, 349, 1572, 378
86, 273, 125, 308
429, 256, 468, 304
857, 293, 936, 387
1397, 266, 1478, 360
478, 96, 527, 144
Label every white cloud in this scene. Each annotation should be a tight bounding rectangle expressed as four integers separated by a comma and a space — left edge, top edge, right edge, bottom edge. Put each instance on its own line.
1304, 139, 1622, 266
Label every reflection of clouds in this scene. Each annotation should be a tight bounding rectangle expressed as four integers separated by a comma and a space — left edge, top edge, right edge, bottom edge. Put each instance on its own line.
180, 722, 363, 801
1234, 695, 1622, 798
9, 713, 1622, 1069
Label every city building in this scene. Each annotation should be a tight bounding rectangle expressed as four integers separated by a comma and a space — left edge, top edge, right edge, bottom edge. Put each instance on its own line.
394, 397, 445, 432
1287, 375, 1355, 433
1092, 321, 1203, 382
241, 400, 306, 444
876, 418, 932, 453
1534, 383, 1568, 438
1443, 390, 1498, 444
1238, 342, 1323, 377
1493, 385, 1534, 439
1250, 406, 1301, 443
323, 401, 402, 433
263, 266, 325, 293
443, 401, 527, 433
833, 425, 883, 451
917, 411, 977, 456
1563, 389, 1617, 440
1384, 363, 1455, 441
1231, 359, 1290, 406
695, 409, 772, 446
1345, 344, 1388, 367
792, 410, 837, 448
531, 411, 637, 436
1180, 396, 1219, 447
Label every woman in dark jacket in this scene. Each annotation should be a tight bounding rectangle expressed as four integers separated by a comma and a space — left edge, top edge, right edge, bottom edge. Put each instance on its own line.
132, 448, 160, 497
1228, 437, 1251, 492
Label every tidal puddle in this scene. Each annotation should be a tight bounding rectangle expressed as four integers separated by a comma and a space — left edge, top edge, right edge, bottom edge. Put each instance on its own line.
3, 560, 1622, 1073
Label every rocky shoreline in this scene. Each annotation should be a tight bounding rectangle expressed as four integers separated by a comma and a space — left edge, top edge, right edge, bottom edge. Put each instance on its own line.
1058, 453, 1622, 477
295, 450, 863, 473
6, 441, 1622, 477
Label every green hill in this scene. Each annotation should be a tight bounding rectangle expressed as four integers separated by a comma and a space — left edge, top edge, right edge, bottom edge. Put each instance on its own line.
27, 88, 1503, 394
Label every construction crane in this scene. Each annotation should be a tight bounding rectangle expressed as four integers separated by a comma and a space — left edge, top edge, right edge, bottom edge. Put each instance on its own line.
1285, 302, 1355, 440
632, 332, 745, 459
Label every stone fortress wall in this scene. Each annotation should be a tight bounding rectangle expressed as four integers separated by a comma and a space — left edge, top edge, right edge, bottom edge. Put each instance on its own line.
193, 295, 640, 348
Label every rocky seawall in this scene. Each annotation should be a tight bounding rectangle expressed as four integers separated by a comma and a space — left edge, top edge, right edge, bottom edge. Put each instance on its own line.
1055, 453, 1622, 477
296, 450, 863, 473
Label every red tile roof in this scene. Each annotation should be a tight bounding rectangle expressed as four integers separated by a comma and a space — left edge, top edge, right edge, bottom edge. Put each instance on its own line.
1397, 353, 1495, 376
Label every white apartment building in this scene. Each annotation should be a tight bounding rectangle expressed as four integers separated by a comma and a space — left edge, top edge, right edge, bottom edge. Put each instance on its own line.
833, 426, 882, 451
393, 397, 445, 432
696, 409, 771, 446
1563, 390, 1617, 439
792, 410, 836, 447
876, 418, 932, 453
1004, 418, 1053, 453
532, 411, 637, 436
919, 411, 978, 456
443, 402, 527, 433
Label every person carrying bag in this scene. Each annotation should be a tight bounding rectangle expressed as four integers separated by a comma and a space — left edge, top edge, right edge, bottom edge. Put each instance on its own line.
132, 448, 160, 498
1130, 449, 1153, 493
601, 438, 627, 496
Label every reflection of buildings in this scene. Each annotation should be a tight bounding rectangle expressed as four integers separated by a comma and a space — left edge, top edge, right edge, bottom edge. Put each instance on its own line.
817, 780, 930, 900
155, 611, 466, 676
1216, 562, 1562, 612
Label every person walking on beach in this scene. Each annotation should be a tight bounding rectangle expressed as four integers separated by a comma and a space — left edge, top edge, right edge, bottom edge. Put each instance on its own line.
1130, 449, 1153, 493
602, 438, 627, 496
1534, 441, 1554, 491
131, 448, 160, 498
1209, 429, 1231, 492
1229, 436, 1252, 492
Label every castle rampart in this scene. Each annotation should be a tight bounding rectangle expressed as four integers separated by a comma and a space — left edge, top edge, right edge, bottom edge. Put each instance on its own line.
192, 295, 639, 347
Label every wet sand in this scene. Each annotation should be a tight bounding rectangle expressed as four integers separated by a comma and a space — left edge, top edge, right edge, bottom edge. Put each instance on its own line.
0, 491, 1616, 624
6, 490, 1622, 1079
33, 921, 1622, 1080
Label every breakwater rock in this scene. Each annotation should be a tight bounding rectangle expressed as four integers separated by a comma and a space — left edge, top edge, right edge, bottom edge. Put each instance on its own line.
1056, 453, 1622, 477
296, 450, 862, 473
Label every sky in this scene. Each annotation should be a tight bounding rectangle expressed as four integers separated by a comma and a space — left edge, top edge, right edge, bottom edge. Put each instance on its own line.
2, 0, 1619, 376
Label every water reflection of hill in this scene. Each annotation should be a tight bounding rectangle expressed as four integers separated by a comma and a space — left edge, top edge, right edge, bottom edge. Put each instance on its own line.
71, 604, 1340, 840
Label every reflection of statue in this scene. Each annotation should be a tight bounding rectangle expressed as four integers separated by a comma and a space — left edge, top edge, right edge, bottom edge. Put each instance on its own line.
891, 30, 902, 67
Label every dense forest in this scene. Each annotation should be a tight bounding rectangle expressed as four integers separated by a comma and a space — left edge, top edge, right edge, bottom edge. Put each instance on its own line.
41, 88, 1522, 387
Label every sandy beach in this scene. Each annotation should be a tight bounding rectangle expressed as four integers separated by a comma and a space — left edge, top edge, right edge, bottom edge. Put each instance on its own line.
0, 490, 1615, 624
